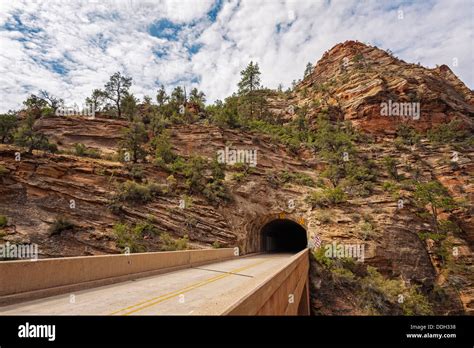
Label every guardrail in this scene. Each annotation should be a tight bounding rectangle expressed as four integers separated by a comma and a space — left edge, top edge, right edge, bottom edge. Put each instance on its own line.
0, 248, 236, 306
222, 248, 310, 315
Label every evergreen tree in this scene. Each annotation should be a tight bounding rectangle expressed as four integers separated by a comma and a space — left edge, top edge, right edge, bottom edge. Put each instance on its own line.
0, 113, 17, 143
189, 88, 206, 107
23, 94, 48, 118
14, 114, 55, 154
103, 72, 132, 118
156, 85, 168, 107
120, 119, 148, 163
39, 90, 63, 112
238, 61, 261, 119
304, 62, 313, 78
121, 93, 139, 121
170, 86, 186, 106
85, 89, 106, 111
414, 181, 456, 234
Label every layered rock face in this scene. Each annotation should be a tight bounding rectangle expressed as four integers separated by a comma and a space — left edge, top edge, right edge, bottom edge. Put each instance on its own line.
271, 40, 473, 134
0, 41, 472, 315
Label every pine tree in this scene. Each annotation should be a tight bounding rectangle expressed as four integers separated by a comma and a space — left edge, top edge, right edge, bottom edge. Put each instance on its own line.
0, 113, 17, 143
156, 85, 168, 108
14, 114, 55, 154
103, 72, 132, 118
304, 62, 313, 78
238, 61, 262, 119
189, 88, 206, 107
171, 86, 186, 106
121, 93, 139, 121
85, 89, 106, 111
414, 181, 456, 234
120, 119, 148, 163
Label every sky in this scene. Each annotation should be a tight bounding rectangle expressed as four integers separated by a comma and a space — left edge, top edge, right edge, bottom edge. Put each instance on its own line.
0, 0, 472, 112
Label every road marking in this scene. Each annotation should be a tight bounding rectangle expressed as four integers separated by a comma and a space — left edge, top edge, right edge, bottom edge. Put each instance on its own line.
109, 259, 268, 316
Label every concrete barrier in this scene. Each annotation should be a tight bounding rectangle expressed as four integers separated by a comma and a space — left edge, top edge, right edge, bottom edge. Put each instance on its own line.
0, 248, 235, 305
222, 249, 310, 315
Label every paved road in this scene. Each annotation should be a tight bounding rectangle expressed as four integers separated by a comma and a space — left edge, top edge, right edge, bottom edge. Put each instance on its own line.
0, 253, 294, 315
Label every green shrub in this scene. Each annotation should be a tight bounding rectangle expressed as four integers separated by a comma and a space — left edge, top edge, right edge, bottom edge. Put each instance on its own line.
359, 266, 432, 315
279, 171, 315, 187
306, 187, 347, 208
159, 233, 189, 251
427, 119, 469, 144
153, 130, 176, 165
382, 181, 397, 192
115, 180, 163, 203
14, 114, 57, 154
74, 143, 101, 158
212, 241, 221, 248
113, 223, 145, 253
314, 211, 332, 224
232, 172, 246, 182
382, 156, 399, 180
203, 181, 231, 204
176, 234, 189, 250
396, 124, 420, 146
0, 165, 9, 176
0, 215, 7, 227
125, 164, 144, 181
438, 219, 462, 234
417, 231, 446, 242
49, 217, 75, 236
358, 221, 377, 240
313, 247, 333, 268
166, 175, 177, 191
414, 181, 456, 233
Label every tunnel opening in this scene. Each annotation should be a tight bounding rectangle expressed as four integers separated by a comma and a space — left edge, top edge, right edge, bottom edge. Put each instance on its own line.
261, 219, 307, 253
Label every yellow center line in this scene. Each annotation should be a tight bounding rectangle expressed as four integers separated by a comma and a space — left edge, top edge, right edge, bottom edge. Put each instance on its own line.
109, 259, 268, 316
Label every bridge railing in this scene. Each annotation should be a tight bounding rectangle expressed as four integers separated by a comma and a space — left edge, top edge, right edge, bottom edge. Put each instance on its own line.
0, 248, 236, 306
222, 248, 310, 315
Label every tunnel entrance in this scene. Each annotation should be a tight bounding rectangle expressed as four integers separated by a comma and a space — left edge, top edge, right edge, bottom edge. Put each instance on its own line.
261, 219, 307, 253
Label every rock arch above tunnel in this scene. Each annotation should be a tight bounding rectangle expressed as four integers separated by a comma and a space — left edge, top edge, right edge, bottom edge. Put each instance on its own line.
261, 219, 307, 253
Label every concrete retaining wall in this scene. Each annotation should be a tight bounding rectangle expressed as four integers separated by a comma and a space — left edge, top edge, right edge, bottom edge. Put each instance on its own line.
0, 248, 235, 305
222, 249, 309, 315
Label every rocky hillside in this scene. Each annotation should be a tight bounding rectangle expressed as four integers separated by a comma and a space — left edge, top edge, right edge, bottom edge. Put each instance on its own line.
270, 40, 473, 133
0, 41, 472, 315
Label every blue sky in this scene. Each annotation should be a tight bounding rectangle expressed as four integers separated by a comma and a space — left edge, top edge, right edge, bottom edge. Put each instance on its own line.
0, 0, 472, 112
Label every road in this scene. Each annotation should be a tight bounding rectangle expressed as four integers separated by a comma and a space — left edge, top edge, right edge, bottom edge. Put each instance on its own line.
0, 253, 294, 315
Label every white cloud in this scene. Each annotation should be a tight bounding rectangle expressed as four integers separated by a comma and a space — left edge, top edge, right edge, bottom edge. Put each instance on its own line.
0, 0, 472, 112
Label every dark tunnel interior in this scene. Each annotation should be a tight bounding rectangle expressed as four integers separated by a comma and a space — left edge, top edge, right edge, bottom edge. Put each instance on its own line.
261, 219, 307, 253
